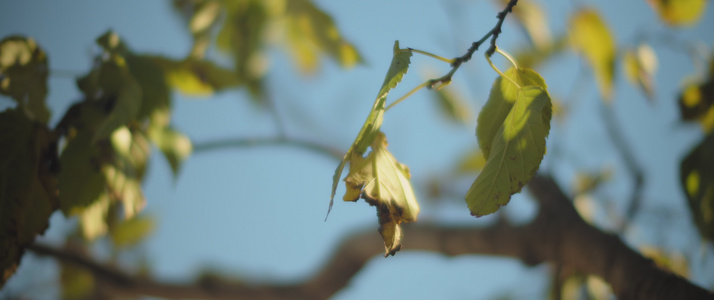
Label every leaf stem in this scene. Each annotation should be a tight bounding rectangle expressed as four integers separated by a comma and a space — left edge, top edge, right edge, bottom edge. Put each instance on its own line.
496, 47, 519, 70
407, 48, 455, 64
486, 51, 520, 89
384, 81, 431, 111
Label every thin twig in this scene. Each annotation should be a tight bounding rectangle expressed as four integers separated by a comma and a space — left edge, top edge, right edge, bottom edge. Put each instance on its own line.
192, 136, 343, 161
600, 102, 644, 231
426, 0, 519, 89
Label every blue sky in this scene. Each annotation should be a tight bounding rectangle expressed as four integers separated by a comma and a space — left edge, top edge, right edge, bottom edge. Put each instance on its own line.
1, 1, 713, 299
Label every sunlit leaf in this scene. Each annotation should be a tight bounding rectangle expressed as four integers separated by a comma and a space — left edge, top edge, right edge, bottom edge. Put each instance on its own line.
151, 57, 242, 96
477, 68, 546, 159
433, 84, 471, 125
328, 41, 412, 214
78, 193, 110, 240
0, 36, 50, 123
148, 125, 193, 178
624, 44, 658, 101
680, 132, 714, 242
504, 0, 552, 50
0, 108, 56, 287
467, 86, 552, 217
283, 0, 362, 73
110, 214, 155, 248
648, 0, 707, 26
455, 149, 486, 175
60, 262, 94, 300
570, 8, 616, 101
217, 0, 267, 100
678, 58, 714, 132
343, 132, 419, 256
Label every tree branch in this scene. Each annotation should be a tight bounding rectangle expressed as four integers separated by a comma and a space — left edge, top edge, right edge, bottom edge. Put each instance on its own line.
27, 175, 712, 300
192, 136, 343, 161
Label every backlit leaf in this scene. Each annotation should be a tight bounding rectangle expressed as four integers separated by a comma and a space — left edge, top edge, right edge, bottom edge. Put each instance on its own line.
328, 41, 412, 214
477, 68, 546, 159
148, 125, 193, 178
467, 86, 552, 217
0, 36, 50, 123
151, 57, 242, 96
343, 132, 419, 256
283, 0, 362, 73
0, 108, 56, 287
570, 8, 616, 101
624, 44, 658, 101
680, 132, 714, 242
110, 214, 155, 248
648, 0, 707, 26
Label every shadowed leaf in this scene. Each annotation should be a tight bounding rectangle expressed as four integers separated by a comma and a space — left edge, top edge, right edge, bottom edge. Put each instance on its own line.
0, 36, 50, 123
467, 86, 552, 217
680, 132, 714, 242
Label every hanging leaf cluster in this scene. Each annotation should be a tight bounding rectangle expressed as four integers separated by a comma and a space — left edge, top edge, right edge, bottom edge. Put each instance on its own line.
329, 41, 419, 256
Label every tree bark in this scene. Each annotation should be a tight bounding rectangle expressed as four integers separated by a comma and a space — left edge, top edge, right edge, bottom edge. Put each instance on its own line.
27, 175, 713, 299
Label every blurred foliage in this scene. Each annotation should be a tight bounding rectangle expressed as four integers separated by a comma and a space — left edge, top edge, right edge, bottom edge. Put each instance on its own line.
647, 0, 708, 27
0, 37, 50, 123
569, 8, 616, 101
623, 44, 658, 101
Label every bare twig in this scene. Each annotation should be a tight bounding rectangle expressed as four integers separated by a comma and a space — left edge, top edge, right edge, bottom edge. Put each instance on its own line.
192, 136, 343, 161
28, 175, 712, 300
600, 102, 645, 231
426, 0, 519, 88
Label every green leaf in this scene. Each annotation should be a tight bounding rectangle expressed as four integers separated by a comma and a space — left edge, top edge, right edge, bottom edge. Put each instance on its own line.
680, 132, 714, 242
0, 108, 56, 287
110, 214, 155, 248
148, 125, 193, 178
678, 57, 714, 133
217, 0, 267, 100
58, 131, 105, 215
125, 55, 171, 121
477, 68, 546, 159
648, 0, 707, 27
570, 8, 616, 101
151, 57, 242, 96
433, 85, 471, 125
343, 132, 419, 256
93, 74, 142, 142
466, 86, 552, 217
327, 41, 412, 215
283, 0, 363, 73
0, 36, 50, 124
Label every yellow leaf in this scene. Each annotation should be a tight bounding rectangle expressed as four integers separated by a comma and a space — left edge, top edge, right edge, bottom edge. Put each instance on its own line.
648, 0, 707, 26
343, 132, 419, 256
570, 8, 616, 101
624, 44, 658, 101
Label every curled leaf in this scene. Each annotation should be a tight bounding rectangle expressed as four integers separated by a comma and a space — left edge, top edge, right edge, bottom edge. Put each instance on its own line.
343, 132, 419, 256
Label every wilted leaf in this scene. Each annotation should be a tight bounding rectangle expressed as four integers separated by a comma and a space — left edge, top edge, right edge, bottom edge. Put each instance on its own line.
680, 132, 714, 242
477, 68, 546, 159
648, 0, 707, 26
0, 36, 50, 123
0, 108, 57, 287
343, 132, 419, 256
570, 8, 616, 101
467, 86, 552, 217
624, 44, 658, 101
328, 41, 412, 214
110, 214, 155, 248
